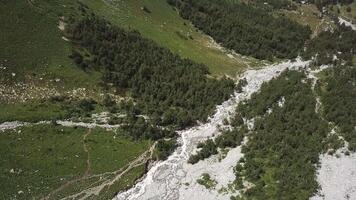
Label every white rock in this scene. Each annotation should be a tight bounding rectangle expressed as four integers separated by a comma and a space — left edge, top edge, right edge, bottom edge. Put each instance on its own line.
311, 151, 356, 200
116, 59, 310, 200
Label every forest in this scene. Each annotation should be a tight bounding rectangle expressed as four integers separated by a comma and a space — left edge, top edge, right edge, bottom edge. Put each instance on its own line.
231, 70, 330, 199
190, 70, 339, 198
66, 13, 235, 131
302, 24, 356, 66
317, 65, 356, 151
167, 0, 311, 60
188, 115, 247, 164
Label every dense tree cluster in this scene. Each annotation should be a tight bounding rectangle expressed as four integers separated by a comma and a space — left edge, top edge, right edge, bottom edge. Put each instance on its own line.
228, 71, 329, 199
188, 139, 218, 164
66, 14, 235, 130
153, 139, 178, 160
167, 0, 311, 60
120, 115, 174, 141
188, 114, 247, 164
317, 65, 356, 151
302, 24, 356, 66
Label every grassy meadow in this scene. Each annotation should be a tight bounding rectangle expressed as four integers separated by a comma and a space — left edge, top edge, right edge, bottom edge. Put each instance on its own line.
0, 124, 151, 199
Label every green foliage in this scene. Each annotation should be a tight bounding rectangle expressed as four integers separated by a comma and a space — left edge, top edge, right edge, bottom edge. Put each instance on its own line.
83, 0, 251, 76
66, 14, 235, 129
302, 25, 356, 66
0, 101, 68, 123
232, 70, 329, 199
120, 115, 175, 141
188, 112, 246, 164
215, 129, 245, 149
95, 164, 146, 200
0, 125, 150, 199
189, 139, 218, 164
236, 78, 248, 93
0, 0, 101, 88
153, 139, 178, 160
346, 6, 352, 12
197, 173, 217, 189
317, 65, 356, 151
167, 0, 311, 60
0, 97, 104, 123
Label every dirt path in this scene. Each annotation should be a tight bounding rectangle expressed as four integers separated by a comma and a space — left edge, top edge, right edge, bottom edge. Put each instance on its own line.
43, 130, 92, 200
83, 130, 91, 177
60, 142, 157, 200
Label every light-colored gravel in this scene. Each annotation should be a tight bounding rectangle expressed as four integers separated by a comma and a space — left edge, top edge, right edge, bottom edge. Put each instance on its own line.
311, 149, 356, 200
115, 59, 309, 200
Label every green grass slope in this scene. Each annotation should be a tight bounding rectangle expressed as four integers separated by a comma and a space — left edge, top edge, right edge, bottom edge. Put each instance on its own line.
0, 125, 151, 199
81, 0, 256, 76
0, 0, 254, 89
0, 0, 101, 88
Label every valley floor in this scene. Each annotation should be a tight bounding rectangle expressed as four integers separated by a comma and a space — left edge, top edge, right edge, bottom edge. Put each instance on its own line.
116, 59, 312, 200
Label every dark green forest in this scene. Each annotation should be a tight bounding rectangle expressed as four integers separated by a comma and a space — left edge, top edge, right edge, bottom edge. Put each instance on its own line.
189, 69, 352, 199
231, 71, 329, 199
302, 25, 356, 66
317, 65, 356, 151
66, 13, 235, 131
167, 0, 311, 60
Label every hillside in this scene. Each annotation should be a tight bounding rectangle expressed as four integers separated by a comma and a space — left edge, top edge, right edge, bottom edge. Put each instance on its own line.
1, 0, 355, 200
0, 0, 238, 199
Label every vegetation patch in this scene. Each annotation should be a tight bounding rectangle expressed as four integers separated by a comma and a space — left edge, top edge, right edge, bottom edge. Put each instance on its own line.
225, 70, 330, 200
302, 25, 356, 66
279, 3, 335, 36
0, 0, 100, 88
189, 115, 247, 164
316, 65, 356, 151
83, 0, 253, 76
167, 0, 311, 60
0, 124, 150, 199
65, 13, 235, 130
0, 101, 69, 123
153, 139, 178, 160
197, 173, 217, 190
0, 97, 104, 123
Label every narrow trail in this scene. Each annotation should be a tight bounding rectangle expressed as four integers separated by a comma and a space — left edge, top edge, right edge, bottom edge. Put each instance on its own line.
0, 117, 157, 199
83, 130, 92, 177
43, 129, 92, 200
42, 132, 156, 200
59, 142, 157, 200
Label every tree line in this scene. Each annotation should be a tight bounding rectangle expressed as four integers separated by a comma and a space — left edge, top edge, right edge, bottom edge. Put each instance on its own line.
302, 24, 356, 66
65, 12, 235, 132
231, 70, 330, 199
317, 65, 356, 151
167, 0, 311, 60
